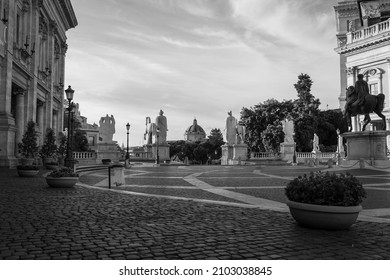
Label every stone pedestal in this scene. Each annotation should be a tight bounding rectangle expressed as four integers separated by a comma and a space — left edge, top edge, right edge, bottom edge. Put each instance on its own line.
96, 142, 121, 163
233, 144, 248, 162
110, 165, 125, 186
341, 131, 390, 167
151, 143, 170, 162
221, 144, 233, 165
221, 144, 247, 165
280, 142, 295, 162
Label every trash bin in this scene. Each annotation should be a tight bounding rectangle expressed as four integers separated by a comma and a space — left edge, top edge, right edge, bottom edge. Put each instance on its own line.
110, 164, 125, 187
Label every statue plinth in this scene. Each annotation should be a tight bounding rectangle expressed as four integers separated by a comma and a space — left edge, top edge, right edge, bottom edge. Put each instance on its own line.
280, 142, 295, 162
221, 144, 248, 165
341, 131, 390, 167
151, 143, 170, 162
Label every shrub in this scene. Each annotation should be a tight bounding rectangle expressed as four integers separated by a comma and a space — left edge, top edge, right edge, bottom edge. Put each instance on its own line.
18, 121, 39, 158
102, 159, 111, 164
17, 165, 40, 170
39, 128, 58, 159
47, 167, 79, 178
285, 172, 366, 206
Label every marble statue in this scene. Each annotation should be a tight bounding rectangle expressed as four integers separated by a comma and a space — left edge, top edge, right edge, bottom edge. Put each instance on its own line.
155, 109, 168, 144
225, 111, 237, 145
312, 133, 320, 152
236, 125, 246, 144
282, 119, 294, 143
99, 114, 115, 142
144, 116, 157, 145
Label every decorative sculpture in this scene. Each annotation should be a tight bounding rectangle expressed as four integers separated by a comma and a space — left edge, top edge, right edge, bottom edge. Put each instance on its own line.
225, 111, 237, 145
155, 110, 168, 144
282, 119, 294, 143
99, 114, 115, 142
344, 86, 386, 131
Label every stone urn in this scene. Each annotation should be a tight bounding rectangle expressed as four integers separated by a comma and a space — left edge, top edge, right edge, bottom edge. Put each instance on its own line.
285, 172, 366, 230
45, 167, 79, 188
287, 201, 362, 230
16, 165, 40, 177
17, 169, 39, 177
46, 177, 79, 188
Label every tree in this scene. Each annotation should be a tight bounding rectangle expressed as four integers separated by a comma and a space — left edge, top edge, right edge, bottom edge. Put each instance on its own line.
206, 128, 224, 159
261, 123, 284, 153
291, 74, 321, 152
18, 121, 39, 159
39, 128, 58, 159
240, 99, 294, 152
72, 130, 89, 151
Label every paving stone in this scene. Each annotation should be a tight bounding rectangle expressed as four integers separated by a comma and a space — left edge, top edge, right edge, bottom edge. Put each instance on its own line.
1, 166, 390, 260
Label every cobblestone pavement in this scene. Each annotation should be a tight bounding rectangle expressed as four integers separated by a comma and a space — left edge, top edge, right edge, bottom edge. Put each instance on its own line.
1, 164, 390, 260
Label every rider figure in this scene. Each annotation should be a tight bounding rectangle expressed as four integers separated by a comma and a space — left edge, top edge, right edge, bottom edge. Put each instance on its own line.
354, 73, 370, 106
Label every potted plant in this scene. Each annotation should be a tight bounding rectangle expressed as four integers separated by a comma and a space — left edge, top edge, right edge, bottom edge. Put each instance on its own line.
39, 128, 58, 167
45, 167, 79, 188
285, 172, 367, 230
18, 121, 39, 166
16, 165, 40, 177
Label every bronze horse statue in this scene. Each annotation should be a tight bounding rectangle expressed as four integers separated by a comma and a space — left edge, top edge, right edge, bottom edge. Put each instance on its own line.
344, 86, 386, 132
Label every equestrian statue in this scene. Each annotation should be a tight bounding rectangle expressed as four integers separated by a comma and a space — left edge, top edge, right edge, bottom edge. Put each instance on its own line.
344, 85, 386, 132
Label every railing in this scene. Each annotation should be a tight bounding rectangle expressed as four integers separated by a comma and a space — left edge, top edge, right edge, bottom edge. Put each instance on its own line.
73, 151, 97, 160
250, 151, 338, 161
348, 18, 390, 44
250, 152, 281, 160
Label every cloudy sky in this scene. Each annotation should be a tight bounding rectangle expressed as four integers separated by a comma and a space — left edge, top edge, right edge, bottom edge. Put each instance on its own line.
65, 0, 340, 147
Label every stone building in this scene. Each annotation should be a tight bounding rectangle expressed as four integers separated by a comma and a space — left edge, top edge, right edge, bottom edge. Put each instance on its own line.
0, 0, 77, 167
334, 0, 390, 133
184, 118, 206, 142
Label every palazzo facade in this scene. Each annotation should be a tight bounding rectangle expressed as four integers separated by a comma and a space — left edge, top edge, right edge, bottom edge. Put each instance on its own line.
0, 0, 77, 167
334, 0, 390, 134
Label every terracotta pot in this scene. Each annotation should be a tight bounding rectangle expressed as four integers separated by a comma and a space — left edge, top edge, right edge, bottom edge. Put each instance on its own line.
287, 200, 362, 230
17, 170, 39, 177
46, 177, 79, 188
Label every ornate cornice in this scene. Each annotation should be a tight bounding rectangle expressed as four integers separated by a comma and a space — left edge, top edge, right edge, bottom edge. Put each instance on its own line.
335, 34, 390, 55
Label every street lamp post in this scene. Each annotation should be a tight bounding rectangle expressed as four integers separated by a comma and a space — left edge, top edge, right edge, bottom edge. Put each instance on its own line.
65, 85, 75, 169
155, 127, 160, 165
125, 123, 130, 168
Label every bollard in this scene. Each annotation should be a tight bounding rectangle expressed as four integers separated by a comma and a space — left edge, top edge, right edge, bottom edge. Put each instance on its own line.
108, 164, 125, 188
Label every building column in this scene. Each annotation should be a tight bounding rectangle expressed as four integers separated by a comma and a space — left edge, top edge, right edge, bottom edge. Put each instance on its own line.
52, 109, 58, 135
15, 90, 25, 146
37, 99, 45, 144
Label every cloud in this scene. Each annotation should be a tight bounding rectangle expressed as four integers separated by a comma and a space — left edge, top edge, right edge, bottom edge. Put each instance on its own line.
66, 0, 341, 146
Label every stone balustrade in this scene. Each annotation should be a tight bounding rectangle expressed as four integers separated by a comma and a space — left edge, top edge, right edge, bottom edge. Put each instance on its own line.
347, 18, 390, 44
73, 151, 97, 160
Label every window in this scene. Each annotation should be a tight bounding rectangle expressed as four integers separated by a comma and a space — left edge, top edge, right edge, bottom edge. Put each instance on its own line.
370, 83, 378, 95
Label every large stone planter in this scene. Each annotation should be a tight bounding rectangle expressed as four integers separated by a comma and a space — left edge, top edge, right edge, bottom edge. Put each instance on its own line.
287, 200, 362, 230
17, 170, 39, 177
46, 177, 79, 188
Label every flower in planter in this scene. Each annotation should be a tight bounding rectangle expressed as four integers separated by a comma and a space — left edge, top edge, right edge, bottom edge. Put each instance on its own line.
285, 172, 367, 207
47, 167, 79, 178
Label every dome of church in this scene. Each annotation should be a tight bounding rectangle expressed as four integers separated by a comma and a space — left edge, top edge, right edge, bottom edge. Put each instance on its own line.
185, 118, 206, 142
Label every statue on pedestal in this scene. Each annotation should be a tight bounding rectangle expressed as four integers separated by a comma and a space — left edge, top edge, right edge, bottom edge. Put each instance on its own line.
155, 110, 168, 144
225, 111, 237, 145
282, 119, 294, 143
312, 133, 320, 152
99, 114, 115, 142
